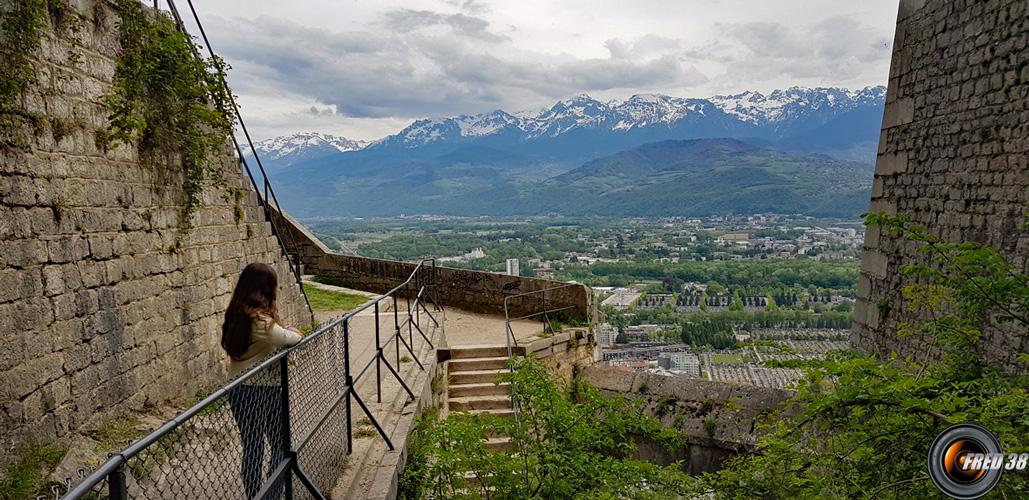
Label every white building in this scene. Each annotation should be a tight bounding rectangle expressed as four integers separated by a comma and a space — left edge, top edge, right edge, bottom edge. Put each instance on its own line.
506, 258, 520, 276
597, 324, 617, 346
657, 353, 701, 376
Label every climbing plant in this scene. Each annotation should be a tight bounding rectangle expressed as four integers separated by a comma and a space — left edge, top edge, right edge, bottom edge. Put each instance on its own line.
400, 357, 699, 499
705, 213, 1029, 498
0, 0, 53, 110
104, 0, 233, 239
0, 0, 71, 148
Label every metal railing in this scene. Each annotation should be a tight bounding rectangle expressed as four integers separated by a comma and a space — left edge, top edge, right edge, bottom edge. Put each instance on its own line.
502, 283, 582, 419
63, 260, 441, 500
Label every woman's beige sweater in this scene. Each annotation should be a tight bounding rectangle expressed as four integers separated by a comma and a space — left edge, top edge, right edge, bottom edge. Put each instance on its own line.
227, 314, 302, 379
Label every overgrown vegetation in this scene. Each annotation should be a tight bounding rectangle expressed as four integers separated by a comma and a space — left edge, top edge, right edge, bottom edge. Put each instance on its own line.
302, 285, 370, 312
104, 0, 233, 239
0, 0, 49, 110
400, 357, 699, 499
705, 213, 1029, 498
0, 0, 67, 148
0, 440, 68, 500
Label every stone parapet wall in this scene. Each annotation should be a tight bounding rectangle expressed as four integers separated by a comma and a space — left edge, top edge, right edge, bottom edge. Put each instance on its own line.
517, 328, 597, 381
0, 0, 311, 460
582, 366, 792, 473
853, 0, 1029, 371
275, 209, 593, 319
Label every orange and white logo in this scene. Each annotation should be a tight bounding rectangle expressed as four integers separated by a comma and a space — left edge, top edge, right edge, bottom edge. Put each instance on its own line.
928, 424, 1008, 499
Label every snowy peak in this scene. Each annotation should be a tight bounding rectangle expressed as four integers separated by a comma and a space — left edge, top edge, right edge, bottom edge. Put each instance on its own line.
708, 86, 885, 125
374, 86, 885, 148
253, 132, 368, 162
378, 110, 522, 148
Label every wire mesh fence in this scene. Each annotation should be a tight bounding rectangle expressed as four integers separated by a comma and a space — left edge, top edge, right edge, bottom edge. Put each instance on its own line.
62, 261, 440, 500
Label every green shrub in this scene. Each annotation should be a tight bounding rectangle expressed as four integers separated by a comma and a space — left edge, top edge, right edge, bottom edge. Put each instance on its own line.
706, 213, 1029, 498
104, 0, 233, 240
400, 358, 698, 498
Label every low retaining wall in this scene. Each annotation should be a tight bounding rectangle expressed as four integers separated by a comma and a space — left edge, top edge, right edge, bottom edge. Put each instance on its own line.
274, 211, 592, 318
582, 366, 793, 474
516, 327, 598, 381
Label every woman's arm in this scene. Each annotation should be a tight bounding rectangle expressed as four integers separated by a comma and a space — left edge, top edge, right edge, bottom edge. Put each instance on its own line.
257, 316, 303, 347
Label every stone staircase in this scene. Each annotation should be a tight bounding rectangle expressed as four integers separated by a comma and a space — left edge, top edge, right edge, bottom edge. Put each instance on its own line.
447, 345, 516, 451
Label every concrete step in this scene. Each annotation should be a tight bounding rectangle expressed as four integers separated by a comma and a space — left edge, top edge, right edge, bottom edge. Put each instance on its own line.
485, 436, 513, 451
450, 345, 511, 359
449, 369, 506, 385
468, 408, 515, 419
449, 382, 511, 398
449, 356, 509, 372
449, 395, 513, 412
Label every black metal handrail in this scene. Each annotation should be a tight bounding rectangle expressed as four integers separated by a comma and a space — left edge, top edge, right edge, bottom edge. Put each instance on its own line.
502, 283, 581, 421
63, 259, 441, 499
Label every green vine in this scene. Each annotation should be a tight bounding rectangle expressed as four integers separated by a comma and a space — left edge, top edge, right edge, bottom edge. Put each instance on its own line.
0, 0, 49, 148
104, 0, 233, 239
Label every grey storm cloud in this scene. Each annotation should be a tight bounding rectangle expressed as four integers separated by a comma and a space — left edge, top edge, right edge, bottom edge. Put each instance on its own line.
380, 8, 509, 42
605, 35, 682, 60
703, 16, 893, 84
207, 15, 707, 119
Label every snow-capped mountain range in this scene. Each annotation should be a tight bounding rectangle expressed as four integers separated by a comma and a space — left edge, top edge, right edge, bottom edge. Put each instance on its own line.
250, 132, 368, 168
256, 86, 885, 160
371, 85, 885, 149
266, 86, 887, 219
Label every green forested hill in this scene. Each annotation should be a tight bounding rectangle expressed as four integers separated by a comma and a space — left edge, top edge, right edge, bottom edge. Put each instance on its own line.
524, 139, 873, 217
274, 138, 873, 217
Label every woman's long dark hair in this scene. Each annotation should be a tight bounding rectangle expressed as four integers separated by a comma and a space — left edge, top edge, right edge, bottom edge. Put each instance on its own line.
222, 263, 279, 360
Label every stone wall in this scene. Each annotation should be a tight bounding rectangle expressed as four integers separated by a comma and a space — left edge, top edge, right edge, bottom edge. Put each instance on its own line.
583, 366, 793, 474
517, 327, 598, 382
275, 210, 593, 319
853, 0, 1029, 371
0, 0, 312, 460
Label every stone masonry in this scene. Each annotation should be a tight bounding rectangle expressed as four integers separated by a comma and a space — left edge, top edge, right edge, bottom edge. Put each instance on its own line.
0, 0, 311, 460
274, 209, 594, 319
853, 0, 1029, 371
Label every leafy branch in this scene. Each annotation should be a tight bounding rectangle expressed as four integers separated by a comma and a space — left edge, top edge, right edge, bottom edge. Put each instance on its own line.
105, 0, 234, 240
705, 213, 1029, 498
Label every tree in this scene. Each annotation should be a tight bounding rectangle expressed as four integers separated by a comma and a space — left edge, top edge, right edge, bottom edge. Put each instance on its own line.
729, 291, 743, 311
400, 358, 698, 498
708, 214, 1029, 498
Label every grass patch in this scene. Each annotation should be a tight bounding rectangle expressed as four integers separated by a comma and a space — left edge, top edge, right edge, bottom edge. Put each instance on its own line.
92, 416, 141, 453
354, 417, 378, 438
0, 440, 67, 500
354, 427, 377, 439
303, 285, 369, 312
710, 353, 744, 365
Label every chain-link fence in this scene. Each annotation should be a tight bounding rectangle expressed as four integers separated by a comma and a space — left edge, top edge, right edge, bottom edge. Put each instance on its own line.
63, 261, 440, 500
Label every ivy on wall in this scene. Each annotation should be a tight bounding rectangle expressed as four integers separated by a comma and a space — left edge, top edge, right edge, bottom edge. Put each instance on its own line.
0, 0, 70, 148
104, 0, 234, 240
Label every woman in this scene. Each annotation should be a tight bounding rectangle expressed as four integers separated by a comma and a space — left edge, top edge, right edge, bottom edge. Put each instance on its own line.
221, 262, 303, 499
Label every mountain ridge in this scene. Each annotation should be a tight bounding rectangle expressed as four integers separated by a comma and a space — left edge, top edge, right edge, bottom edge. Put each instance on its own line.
262, 86, 886, 219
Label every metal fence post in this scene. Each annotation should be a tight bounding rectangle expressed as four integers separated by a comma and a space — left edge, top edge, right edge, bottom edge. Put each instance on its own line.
393, 295, 400, 366
374, 301, 382, 403
109, 463, 127, 500
343, 318, 353, 454
406, 281, 414, 348
280, 355, 294, 500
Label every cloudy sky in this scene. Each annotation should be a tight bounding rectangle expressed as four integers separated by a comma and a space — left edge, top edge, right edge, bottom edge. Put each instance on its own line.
179, 0, 899, 141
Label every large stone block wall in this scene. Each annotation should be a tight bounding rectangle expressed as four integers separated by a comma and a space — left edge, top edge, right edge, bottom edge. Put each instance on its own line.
0, 0, 311, 459
853, 0, 1029, 371
583, 366, 793, 474
275, 210, 593, 319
